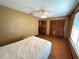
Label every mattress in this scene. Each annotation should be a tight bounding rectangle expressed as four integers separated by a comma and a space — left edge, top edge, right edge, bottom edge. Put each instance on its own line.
0, 36, 52, 59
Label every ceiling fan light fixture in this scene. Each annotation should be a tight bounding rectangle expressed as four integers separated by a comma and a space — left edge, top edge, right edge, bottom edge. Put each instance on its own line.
41, 15, 47, 18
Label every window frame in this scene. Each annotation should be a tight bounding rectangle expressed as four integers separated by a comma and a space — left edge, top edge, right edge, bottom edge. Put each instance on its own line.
70, 10, 79, 58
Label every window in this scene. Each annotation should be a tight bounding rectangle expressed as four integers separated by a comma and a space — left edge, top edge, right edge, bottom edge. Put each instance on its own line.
71, 11, 79, 57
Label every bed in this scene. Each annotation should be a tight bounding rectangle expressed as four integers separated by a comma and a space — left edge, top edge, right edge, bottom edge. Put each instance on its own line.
0, 36, 52, 59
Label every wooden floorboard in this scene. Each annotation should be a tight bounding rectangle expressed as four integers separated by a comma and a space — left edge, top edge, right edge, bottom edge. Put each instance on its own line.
37, 35, 73, 59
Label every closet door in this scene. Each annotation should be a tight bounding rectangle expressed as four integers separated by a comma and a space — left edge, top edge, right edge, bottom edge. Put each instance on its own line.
39, 21, 47, 35
50, 20, 65, 38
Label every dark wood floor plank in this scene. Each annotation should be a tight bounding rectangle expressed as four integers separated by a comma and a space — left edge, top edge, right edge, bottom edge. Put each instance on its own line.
37, 35, 73, 59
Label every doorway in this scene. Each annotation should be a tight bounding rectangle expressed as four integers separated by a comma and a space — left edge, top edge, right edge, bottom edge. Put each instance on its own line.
39, 21, 47, 35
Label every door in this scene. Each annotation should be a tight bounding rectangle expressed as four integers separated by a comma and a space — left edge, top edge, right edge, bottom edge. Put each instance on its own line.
50, 20, 65, 38
39, 21, 47, 35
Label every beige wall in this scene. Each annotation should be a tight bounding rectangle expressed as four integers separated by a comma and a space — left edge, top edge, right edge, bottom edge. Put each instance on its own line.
0, 5, 38, 46
46, 20, 50, 35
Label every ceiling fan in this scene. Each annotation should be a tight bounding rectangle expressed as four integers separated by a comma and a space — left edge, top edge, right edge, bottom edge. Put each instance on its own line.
26, 6, 54, 18
30, 9, 54, 18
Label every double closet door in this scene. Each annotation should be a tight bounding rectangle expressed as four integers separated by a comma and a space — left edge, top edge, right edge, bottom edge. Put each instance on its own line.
50, 20, 65, 38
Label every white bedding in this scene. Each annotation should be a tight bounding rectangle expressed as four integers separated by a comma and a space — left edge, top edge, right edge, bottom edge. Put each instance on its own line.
0, 36, 52, 59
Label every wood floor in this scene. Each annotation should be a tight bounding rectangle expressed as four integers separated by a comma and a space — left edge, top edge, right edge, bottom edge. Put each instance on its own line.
37, 35, 73, 59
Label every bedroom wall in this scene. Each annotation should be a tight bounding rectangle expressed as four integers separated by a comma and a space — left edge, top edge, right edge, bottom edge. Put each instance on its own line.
0, 5, 38, 46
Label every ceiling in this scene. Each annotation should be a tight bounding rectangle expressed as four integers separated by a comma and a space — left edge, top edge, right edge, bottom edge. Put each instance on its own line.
0, 0, 78, 18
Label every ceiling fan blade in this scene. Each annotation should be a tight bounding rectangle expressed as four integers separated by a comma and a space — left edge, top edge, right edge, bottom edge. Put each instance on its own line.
26, 7, 44, 15
26, 6, 39, 10
46, 13, 54, 15
30, 10, 42, 15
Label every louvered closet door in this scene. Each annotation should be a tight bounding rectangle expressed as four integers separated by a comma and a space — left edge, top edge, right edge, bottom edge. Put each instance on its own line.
50, 20, 65, 38
39, 21, 47, 35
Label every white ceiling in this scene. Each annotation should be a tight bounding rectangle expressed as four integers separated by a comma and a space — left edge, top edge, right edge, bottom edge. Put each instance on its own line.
0, 0, 78, 18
